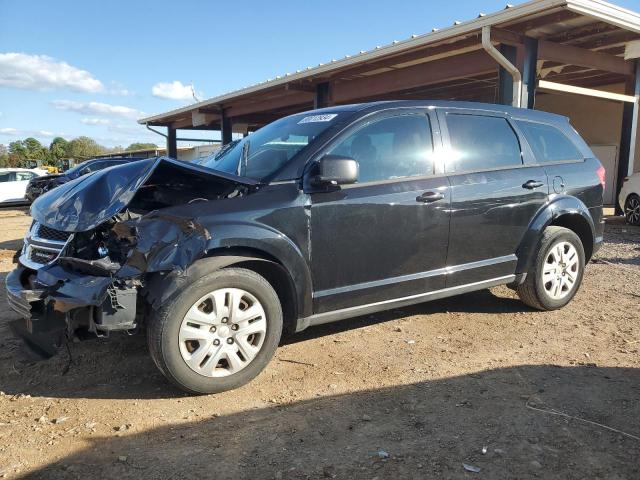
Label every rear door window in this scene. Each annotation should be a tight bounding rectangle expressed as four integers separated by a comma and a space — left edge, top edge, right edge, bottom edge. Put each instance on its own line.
445, 114, 522, 173
515, 120, 582, 162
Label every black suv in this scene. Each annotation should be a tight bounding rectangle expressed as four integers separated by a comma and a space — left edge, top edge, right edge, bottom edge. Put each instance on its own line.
25, 157, 145, 202
6, 101, 604, 394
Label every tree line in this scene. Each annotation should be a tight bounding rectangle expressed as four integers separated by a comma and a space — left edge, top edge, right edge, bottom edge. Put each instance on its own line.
0, 137, 158, 168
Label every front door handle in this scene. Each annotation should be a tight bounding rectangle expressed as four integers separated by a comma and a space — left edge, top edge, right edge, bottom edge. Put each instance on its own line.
416, 191, 444, 203
522, 180, 544, 190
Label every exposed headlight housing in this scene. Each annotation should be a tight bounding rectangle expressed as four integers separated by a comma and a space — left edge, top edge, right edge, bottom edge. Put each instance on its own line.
97, 244, 109, 258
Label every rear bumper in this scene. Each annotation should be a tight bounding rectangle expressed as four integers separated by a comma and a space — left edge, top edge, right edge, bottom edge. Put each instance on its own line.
590, 205, 605, 256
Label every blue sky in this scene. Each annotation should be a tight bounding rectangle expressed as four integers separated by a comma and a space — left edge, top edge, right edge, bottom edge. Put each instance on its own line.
1, 0, 638, 148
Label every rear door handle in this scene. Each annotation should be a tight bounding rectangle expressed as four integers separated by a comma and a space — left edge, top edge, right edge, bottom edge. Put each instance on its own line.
416, 191, 444, 203
522, 180, 544, 190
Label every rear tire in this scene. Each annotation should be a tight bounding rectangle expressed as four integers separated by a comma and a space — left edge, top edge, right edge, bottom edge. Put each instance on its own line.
624, 194, 640, 226
148, 267, 283, 394
517, 226, 585, 311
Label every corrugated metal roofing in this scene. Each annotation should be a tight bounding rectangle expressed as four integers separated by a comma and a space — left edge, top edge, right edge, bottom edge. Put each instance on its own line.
139, 0, 640, 125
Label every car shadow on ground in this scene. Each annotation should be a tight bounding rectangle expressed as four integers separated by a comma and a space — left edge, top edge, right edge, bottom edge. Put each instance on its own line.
1, 287, 534, 401
22, 364, 640, 480
0, 239, 23, 251
287, 288, 534, 346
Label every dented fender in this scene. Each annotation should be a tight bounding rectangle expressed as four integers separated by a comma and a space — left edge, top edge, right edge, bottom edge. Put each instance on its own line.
112, 213, 212, 278
143, 255, 274, 309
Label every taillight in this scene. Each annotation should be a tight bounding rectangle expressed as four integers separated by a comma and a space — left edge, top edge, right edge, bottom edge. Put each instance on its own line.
597, 165, 606, 191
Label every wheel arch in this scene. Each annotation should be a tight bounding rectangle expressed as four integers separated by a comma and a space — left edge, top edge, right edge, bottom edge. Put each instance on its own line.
142, 248, 306, 336
516, 196, 596, 276
549, 214, 594, 261
206, 247, 300, 335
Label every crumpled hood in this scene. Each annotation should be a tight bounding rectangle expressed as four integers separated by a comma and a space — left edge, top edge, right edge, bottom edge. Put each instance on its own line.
30, 173, 64, 184
30, 156, 257, 232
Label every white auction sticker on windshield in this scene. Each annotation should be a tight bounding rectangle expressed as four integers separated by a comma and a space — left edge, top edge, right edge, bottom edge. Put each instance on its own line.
298, 114, 337, 124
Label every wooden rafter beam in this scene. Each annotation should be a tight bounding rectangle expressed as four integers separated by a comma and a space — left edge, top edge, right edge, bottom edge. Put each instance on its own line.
490, 28, 525, 46
198, 106, 221, 114
546, 21, 619, 43
574, 74, 627, 89
538, 39, 634, 76
172, 116, 198, 129
285, 82, 316, 93
334, 36, 484, 79
545, 69, 615, 84
576, 31, 640, 50
332, 49, 496, 103
389, 73, 498, 98
501, 10, 581, 34
227, 90, 314, 117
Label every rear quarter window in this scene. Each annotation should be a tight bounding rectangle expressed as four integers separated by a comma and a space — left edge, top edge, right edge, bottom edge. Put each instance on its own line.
516, 120, 582, 163
445, 114, 522, 172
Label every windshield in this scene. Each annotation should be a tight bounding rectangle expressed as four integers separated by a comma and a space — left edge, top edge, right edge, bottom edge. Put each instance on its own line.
199, 112, 342, 180
64, 161, 93, 179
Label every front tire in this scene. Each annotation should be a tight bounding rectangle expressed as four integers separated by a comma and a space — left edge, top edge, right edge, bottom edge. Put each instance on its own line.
148, 267, 283, 394
517, 226, 585, 311
624, 194, 640, 226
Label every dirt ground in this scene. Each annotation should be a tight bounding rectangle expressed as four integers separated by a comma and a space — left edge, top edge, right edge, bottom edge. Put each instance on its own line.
0, 207, 638, 480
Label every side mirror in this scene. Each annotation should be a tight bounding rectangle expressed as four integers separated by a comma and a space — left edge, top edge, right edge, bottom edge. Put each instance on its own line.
312, 155, 358, 187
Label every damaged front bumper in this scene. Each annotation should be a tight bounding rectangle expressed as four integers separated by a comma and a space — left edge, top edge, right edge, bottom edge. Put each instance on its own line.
8, 158, 221, 355
6, 213, 212, 356
5, 264, 138, 356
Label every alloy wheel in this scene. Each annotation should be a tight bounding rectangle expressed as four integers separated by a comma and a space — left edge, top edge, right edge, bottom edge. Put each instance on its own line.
626, 196, 640, 225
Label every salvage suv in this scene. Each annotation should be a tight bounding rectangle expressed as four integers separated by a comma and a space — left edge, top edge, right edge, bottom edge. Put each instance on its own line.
6, 101, 604, 394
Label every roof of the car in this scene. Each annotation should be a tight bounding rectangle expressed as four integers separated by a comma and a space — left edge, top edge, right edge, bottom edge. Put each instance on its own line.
309, 100, 569, 124
0, 168, 36, 172
83, 156, 144, 164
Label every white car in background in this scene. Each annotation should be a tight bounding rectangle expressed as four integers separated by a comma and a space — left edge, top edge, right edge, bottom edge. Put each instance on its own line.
0, 168, 47, 205
619, 173, 640, 225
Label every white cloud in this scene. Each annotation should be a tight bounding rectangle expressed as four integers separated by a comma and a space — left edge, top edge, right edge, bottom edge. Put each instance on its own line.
107, 123, 150, 136
0, 127, 61, 138
108, 82, 135, 96
110, 87, 134, 96
152, 80, 197, 100
0, 53, 104, 92
81, 117, 111, 126
51, 100, 143, 120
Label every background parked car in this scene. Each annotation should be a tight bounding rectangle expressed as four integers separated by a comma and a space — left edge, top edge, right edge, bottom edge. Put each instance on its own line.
0, 168, 48, 205
25, 157, 145, 202
618, 173, 640, 225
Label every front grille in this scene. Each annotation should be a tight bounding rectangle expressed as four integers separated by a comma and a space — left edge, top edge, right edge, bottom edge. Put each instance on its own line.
19, 222, 73, 270
37, 224, 72, 242
28, 247, 59, 265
